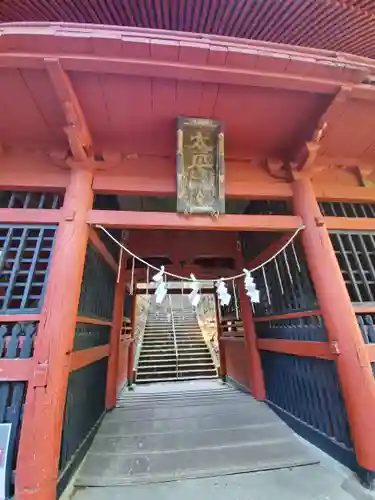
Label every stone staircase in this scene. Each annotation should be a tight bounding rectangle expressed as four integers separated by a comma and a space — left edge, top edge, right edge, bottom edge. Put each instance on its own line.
76, 382, 318, 488
136, 299, 218, 383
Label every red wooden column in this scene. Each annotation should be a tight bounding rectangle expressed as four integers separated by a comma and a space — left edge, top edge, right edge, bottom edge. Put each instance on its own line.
214, 293, 226, 378
106, 253, 126, 409
16, 168, 94, 500
292, 177, 375, 472
238, 283, 266, 400
127, 291, 137, 385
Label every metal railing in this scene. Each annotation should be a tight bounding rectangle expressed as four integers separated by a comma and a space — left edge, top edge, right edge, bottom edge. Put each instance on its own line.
168, 294, 179, 379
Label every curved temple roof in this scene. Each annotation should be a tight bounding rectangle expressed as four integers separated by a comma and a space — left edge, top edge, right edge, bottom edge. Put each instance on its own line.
2, 1, 375, 59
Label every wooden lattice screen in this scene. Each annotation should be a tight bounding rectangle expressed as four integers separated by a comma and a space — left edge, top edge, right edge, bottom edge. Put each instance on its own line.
0, 225, 57, 313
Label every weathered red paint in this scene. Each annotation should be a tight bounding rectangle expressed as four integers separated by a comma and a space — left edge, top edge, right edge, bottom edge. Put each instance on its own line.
292, 177, 375, 472
106, 254, 126, 409
76, 316, 113, 327
0, 359, 33, 381
69, 345, 110, 373
127, 295, 138, 385
88, 228, 118, 272
222, 337, 250, 390
93, 158, 293, 200
324, 216, 375, 232
16, 168, 94, 500
87, 210, 302, 232
253, 310, 322, 323
129, 229, 238, 263
247, 234, 291, 269
0, 208, 61, 224
257, 338, 334, 360
0, 314, 41, 323
238, 283, 266, 401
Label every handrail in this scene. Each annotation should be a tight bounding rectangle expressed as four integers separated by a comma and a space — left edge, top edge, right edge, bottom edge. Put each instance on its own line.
168, 294, 179, 379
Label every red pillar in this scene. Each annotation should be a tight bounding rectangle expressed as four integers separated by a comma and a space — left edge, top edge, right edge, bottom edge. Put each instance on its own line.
292, 176, 375, 472
214, 293, 226, 378
106, 254, 126, 410
239, 283, 266, 400
16, 168, 94, 500
127, 292, 137, 385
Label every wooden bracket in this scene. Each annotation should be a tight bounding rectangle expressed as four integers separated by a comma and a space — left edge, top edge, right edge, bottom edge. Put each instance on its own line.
291, 140, 322, 174
352, 165, 375, 186
330, 341, 341, 356
33, 361, 49, 388
45, 58, 93, 162
290, 85, 352, 178
265, 158, 287, 179
315, 216, 325, 227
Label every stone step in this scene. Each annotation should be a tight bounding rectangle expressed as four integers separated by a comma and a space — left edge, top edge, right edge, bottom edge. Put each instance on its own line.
139, 356, 212, 364
138, 364, 215, 372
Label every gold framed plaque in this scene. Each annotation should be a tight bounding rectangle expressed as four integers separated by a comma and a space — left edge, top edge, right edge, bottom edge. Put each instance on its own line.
176, 117, 225, 215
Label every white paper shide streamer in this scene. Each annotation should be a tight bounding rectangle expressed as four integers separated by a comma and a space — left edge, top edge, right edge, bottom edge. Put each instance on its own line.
153, 265, 167, 304
243, 269, 260, 303
188, 274, 201, 307
216, 279, 231, 306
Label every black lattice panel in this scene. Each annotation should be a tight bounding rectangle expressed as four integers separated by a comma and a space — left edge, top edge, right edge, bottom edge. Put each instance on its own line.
253, 239, 318, 317
356, 314, 375, 344
0, 191, 62, 209
319, 202, 375, 218
73, 324, 110, 351
60, 358, 107, 476
78, 244, 116, 320
261, 352, 353, 450
256, 315, 328, 342
0, 226, 56, 313
330, 232, 375, 303
0, 381, 27, 498
0, 322, 36, 358
244, 200, 292, 215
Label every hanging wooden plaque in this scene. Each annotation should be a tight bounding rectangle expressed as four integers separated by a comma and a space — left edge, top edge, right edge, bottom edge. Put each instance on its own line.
176, 117, 225, 215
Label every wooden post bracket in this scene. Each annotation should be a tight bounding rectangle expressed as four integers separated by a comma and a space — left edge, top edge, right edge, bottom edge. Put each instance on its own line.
44, 58, 93, 162
290, 85, 353, 177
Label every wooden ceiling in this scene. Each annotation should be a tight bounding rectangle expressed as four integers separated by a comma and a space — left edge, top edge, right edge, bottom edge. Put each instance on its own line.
2, 1, 375, 59
1, 23, 375, 170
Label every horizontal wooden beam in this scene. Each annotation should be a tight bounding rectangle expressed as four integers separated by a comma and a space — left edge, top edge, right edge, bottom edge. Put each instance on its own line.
93, 159, 292, 200
353, 304, 375, 314
254, 309, 322, 323
88, 211, 302, 232
324, 216, 375, 232
0, 358, 33, 381
76, 316, 113, 327
88, 228, 118, 272
69, 345, 110, 372
257, 338, 334, 359
221, 337, 245, 342
0, 314, 40, 323
0, 208, 61, 224
248, 234, 291, 270
0, 52, 344, 95
314, 184, 375, 203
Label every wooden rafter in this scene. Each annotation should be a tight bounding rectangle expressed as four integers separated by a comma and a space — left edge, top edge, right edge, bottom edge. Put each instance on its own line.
44, 58, 92, 161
